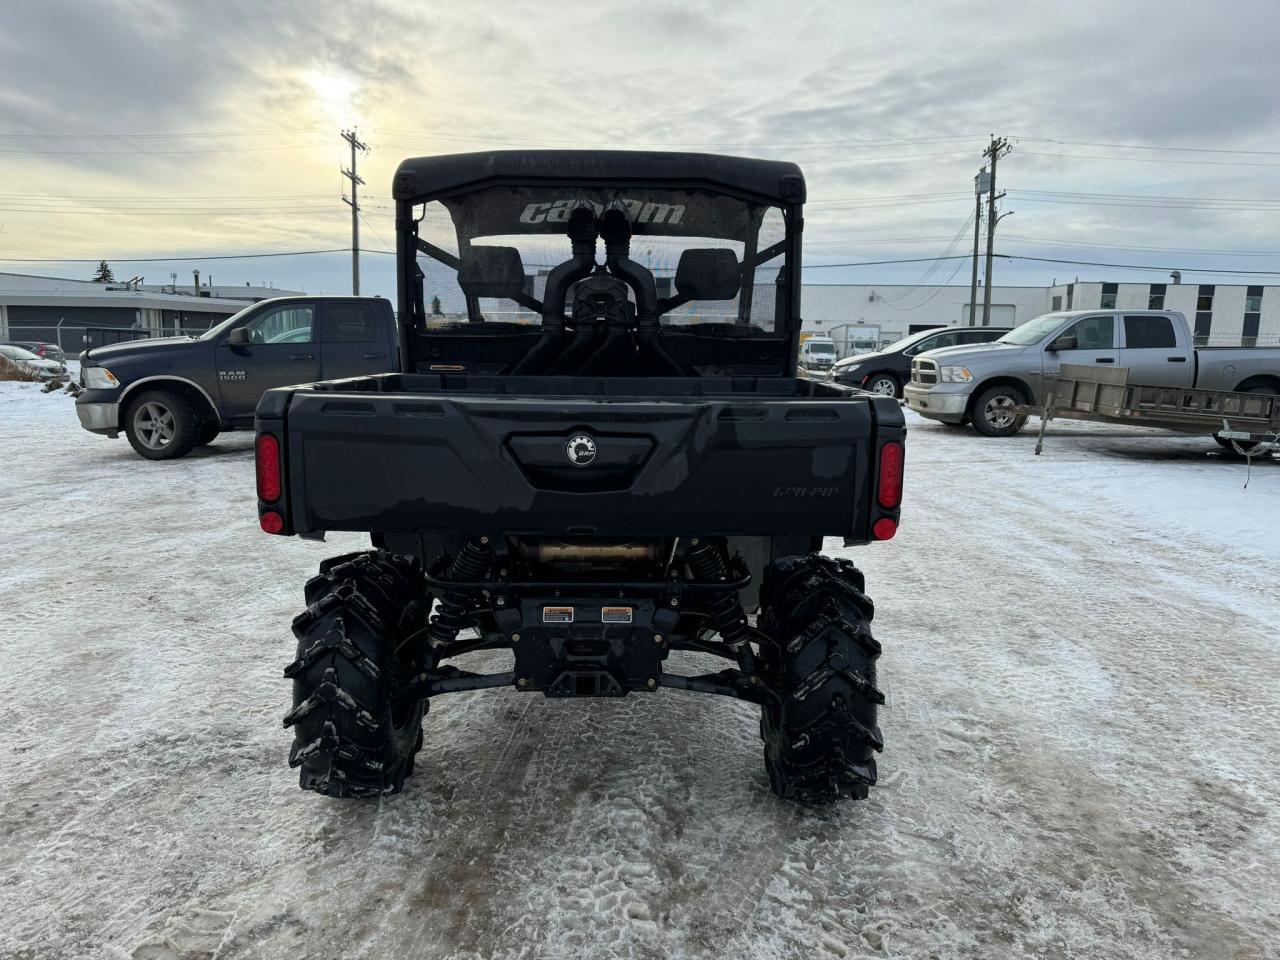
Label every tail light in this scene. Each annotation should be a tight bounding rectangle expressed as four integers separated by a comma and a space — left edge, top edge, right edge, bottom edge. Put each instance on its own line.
872, 517, 898, 540
256, 433, 282, 502
877, 441, 904, 509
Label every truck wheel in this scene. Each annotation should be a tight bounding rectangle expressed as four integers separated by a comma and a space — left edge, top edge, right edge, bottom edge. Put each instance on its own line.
865, 373, 901, 398
124, 389, 202, 460
971, 384, 1029, 437
758, 554, 883, 802
196, 421, 219, 446
284, 550, 433, 798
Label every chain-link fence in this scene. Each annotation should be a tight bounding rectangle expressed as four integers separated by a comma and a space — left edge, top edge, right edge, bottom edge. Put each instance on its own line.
0, 323, 197, 361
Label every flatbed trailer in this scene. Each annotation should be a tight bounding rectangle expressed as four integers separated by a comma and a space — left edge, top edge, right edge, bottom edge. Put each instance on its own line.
1020, 363, 1280, 456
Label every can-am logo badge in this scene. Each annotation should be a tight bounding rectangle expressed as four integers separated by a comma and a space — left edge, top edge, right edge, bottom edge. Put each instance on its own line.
566, 435, 597, 467
519, 199, 685, 226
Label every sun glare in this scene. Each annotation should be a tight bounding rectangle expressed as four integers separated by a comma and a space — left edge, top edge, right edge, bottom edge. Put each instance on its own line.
304, 70, 358, 124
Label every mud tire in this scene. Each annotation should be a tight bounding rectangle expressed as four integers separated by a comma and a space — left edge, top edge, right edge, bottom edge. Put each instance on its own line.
758, 554, 883, 802
284, 550, 433, 797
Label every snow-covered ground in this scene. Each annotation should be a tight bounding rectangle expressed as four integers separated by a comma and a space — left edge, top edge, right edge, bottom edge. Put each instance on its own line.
1, 382, 1278, 960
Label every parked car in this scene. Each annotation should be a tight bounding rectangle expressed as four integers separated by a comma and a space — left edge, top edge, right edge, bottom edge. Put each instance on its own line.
798, 335, 838, 378
904, 309, 1280, 436
3, 340, 67, 363
74, 296, 398, 459
0, 344, 67, 379
833, 326, 1011, 398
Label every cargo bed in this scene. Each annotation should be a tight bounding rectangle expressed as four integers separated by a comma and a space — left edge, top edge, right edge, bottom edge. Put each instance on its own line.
256, 373, 905, 539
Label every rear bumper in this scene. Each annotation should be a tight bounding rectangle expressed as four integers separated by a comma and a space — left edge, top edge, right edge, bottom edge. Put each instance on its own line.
76, 401, 120, 436
904, 384, 968, 422
260, 376, 906, 539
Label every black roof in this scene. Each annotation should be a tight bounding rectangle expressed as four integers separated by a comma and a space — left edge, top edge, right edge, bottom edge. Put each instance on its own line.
392, 150, 805, 204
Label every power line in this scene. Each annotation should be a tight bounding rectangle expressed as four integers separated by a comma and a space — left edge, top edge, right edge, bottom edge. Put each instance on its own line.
0, 142, 328, 156
1, 192, 337, 202
1012, 136, 1280, 157
369, 129, 989, 150
0, 205, 339, 216
0, 249, 350, 263
0, 127, 327, 140
882, 211, 977, 303
1006, 192, 1280, 212
6, 247, 1280, 278
994, 254, 1280, 276
1008, 188, 1280, 205
1002, 234, 1280, 257
1014, 150, 1280, 168
877, 258, 972, 310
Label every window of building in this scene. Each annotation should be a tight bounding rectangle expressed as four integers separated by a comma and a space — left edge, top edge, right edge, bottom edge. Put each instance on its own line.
1066, 283, 1074, 309
1148, 283, 1166, 310
1100, 282, 1118, 309
1124, 314, 1176, 349
1243, 285, 1262, 346
1196, 284, 1215, 313
1051, 295, 1062, 311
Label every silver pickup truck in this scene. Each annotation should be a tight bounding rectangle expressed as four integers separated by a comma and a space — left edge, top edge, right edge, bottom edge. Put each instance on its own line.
904, 309, 1280, 436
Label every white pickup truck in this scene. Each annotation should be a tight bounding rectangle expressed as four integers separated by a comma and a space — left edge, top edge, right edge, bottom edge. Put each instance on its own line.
904, 309, 1280, 436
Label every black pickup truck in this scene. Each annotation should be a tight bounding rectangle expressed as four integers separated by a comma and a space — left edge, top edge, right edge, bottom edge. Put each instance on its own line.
75, 296, 396, 459
257, 151, 905, 803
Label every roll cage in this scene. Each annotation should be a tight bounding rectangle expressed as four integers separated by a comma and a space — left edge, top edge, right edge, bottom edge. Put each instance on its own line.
391, 151, 807, 376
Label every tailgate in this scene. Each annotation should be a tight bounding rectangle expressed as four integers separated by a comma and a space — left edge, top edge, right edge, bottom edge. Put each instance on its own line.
267, 390, 891, 538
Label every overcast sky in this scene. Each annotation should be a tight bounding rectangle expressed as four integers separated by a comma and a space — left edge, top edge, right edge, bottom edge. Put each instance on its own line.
3, 0, 1280, 297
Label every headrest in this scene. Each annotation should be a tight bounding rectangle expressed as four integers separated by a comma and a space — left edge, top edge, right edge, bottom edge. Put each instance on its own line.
674, 248, 741, 301
458, 246, 526, 299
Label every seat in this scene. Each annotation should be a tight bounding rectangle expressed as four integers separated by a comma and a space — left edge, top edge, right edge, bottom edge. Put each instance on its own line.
674, 248, 741, 301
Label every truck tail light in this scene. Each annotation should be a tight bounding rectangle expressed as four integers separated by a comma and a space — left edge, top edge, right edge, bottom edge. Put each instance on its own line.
256, 433, 282, 502
872, 517, 898, 540
260, 510, 285, 534
877, 441, 904, 509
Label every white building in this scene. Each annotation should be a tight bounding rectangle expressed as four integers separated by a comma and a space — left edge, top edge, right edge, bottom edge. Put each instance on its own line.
1046, 281, 1280, 345
800, 280, 1280, 352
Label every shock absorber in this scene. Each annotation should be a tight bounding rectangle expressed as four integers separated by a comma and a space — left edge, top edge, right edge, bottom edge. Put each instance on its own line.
426, 538, 493, 651
685, 539, 757, 677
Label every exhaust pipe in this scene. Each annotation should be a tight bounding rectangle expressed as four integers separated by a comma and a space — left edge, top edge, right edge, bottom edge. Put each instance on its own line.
599, 208, 682, 376
512, 207, 598, 374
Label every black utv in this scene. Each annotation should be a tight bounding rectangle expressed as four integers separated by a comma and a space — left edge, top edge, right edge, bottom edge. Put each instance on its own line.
256, 151, 905, 802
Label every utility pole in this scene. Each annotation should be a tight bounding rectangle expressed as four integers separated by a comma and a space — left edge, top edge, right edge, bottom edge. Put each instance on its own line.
981, 136, 1011, 325
341, 128, 369, 295
970, 166, 988, 326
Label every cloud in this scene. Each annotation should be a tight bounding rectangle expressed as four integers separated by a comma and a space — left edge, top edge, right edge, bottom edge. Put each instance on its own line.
2, 0, 1279, 291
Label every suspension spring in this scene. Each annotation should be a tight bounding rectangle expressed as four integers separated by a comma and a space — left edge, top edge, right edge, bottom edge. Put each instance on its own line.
426, 539, 493, 650
685, 540, 757, 676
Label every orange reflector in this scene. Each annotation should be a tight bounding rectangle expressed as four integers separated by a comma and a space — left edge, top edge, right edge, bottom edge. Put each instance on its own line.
260, 510, 285, 535
256, 433, 281, 502
872, 517, 898, 540
877, 441, 904, 509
